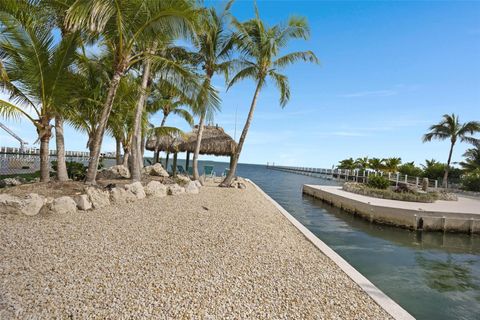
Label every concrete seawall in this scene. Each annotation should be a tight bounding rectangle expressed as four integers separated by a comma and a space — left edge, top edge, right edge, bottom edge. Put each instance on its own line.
303, 185, 480, 234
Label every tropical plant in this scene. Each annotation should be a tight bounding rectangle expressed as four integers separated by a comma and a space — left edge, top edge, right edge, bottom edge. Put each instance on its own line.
354, 157, 369, 170
398, 162, 423, 177
460, 142, 480, 173
338, 158, 356, 170
367, 175, 390, 190
220, 7, 318, 186
368, 158, 385, 172
0, 0, 78, 181
189, 1, 235, 180
423, 114, 480, 187
421, 159, 446, 181
383, 157, 402, 173
461, 169, 480, 192
65, 0, 198, 183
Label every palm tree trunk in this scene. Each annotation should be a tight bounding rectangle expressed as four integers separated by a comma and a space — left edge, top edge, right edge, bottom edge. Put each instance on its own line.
131, 48, 154, 182
165, 152, 170, 170
154, 149, 159, 163
192, 111, 206, 180
122, 149, 130, 167
220, 81, 262, 187
85, 69, 124, 184
115, 137, 122, 165
443, 142, 455, 188
160, 114, 167, 127
54, 116, 69, 181
38, 122, 52, 182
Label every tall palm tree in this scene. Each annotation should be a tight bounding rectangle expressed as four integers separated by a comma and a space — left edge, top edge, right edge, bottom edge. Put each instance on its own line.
338, 158, 356, 170
423, 114, 480, 187
65, 0, 197, 183
383, 157, 402, 173
190, 1, 234, 180
220, 7, 318, 186
0, 1, 78, 181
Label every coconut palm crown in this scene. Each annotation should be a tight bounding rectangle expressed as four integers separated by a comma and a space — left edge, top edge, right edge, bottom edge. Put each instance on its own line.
423, 113, 480, 187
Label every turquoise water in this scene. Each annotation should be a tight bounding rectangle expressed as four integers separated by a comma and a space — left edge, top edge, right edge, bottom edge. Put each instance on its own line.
191, 161, 479, 320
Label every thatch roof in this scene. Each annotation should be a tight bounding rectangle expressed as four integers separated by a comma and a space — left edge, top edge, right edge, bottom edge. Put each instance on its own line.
179, 125, 237, 156
145, 133, 184, 153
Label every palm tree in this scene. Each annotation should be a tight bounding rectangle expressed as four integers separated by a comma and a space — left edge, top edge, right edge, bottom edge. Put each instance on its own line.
65, 0, 197, 183
338, 158, 356, 170
368, 158, 385, 172
460, 142, 480, 173
354, 157, 369, 170
0, 1, 78, 181
423, 114, 480, 187
383, 157, 402, 173
190, 1, 235, 180
220, 7, 318, 186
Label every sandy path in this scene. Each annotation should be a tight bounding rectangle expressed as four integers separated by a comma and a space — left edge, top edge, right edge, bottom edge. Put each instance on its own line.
1, 181, 390, 319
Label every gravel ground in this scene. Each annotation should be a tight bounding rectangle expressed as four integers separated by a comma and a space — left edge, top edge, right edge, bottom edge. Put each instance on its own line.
1, 181, 391, 319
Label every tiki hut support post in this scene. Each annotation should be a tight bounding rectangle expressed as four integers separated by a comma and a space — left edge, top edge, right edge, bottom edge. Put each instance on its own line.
185, 151, 190, 172
154, 148, 159, 163
165, 152, 170, 169
172, 153, 178, 177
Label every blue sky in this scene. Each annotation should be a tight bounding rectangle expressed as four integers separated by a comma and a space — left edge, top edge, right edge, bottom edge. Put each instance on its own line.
1, 0, 479, 168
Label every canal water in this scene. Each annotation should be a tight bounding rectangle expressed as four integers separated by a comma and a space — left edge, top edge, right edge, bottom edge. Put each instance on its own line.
195, 161, 479, 320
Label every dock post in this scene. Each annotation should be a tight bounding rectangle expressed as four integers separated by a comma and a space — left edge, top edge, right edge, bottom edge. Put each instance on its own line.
404, 175, 408, 184
416, 177, 419, 187
434, 180, 438, 189
396, 173, 400, 186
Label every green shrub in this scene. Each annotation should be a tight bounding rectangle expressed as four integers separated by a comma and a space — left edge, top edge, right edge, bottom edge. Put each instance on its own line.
343, 182, 438, 203
367, 175, 390, 189
398, 163, 423, 177
461, 169, 480, 192
51, 161, 87, 181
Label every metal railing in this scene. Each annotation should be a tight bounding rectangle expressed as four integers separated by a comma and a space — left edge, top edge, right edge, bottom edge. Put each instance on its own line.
266, 164, 439, 189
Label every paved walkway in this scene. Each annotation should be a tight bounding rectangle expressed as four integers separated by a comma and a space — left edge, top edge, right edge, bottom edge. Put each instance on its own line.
306, 185, 480, 215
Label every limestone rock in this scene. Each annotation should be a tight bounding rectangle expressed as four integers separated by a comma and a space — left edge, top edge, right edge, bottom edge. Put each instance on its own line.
193, 180, 202, 188
125, 182, 146, 199
50, 196, 77, 214
0, 177, 22, 188
0, 193, 44, 216
98, 165, 130, 179
167, 184, 185, 196
237, 182, 247, 189
74, 194, 92, 211
176, 174, 191, 184
185, 181, 199, 194
110, 187, 136, 204
145, 181, 167, 198
86, 186, 110, 209
144, 163, 169, 177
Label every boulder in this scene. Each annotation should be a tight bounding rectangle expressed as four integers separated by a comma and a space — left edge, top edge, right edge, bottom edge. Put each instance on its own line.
144, 163, 169, 177
185, 181, 199, 194
145, 181, 167, 198
167, 184, 185, 196
193, 180, 202, 188
74, 194, 92, 211
422, 178, 429, 191
98, 165, 130, 179
125, 182, 146, 199
237, 182, 247, 189
110, 187, 136, 204
0, 193, 44, 216
176, 174, 191, 184
86, 186, 110, 209
49, 196, 77, 214
0, 177, 22, 188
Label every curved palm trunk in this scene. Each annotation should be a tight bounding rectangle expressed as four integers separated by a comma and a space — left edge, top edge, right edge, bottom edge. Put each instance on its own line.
443, 142, 455, 188
160, 114, 168, 127
221, 81, 262, 187
85, 69, 124, 184
54, 116, 69, 181
131, 49, 154, 182
192, 111, 206, 180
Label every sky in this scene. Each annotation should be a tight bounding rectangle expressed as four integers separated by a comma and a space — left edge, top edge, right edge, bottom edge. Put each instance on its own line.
1, 0, 479, 168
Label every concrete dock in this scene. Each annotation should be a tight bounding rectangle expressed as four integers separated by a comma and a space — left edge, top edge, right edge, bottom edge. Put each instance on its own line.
303, 185, 480, 233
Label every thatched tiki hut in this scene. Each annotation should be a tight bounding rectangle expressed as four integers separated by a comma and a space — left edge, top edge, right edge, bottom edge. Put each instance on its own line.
145, 125, 237, 176
145, 133, 184, 169
178, 125, 237, 171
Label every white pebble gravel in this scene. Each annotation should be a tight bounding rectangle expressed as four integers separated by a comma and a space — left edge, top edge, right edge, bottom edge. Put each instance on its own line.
0, 181, 391, 319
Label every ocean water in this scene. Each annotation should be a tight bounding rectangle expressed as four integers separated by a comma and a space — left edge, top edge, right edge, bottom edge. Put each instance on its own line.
189, 161, 480, 320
